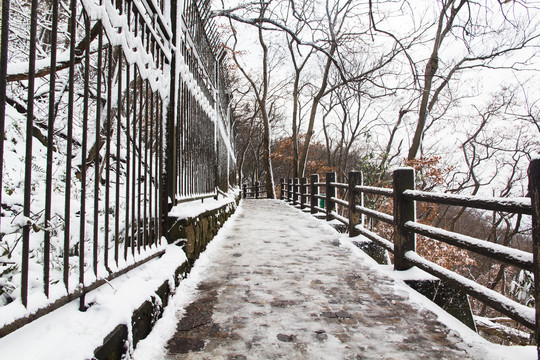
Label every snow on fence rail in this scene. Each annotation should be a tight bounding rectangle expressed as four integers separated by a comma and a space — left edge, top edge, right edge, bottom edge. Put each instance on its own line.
280, 159, 540, 353
0, 0, 236, 338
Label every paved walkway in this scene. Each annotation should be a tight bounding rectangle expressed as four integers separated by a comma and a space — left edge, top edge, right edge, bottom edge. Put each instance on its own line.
163, 199, 487, 359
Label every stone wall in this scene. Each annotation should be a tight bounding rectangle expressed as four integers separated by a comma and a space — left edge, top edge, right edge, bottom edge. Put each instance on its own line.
167, 199, 239, 264
93, 196, 239, 360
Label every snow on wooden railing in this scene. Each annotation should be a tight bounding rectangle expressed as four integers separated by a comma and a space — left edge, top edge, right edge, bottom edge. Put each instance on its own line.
280, 158, 540, 352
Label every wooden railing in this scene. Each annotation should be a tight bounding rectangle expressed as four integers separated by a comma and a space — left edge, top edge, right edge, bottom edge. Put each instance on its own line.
280, 159, 540, 350
242, 182, 267, 199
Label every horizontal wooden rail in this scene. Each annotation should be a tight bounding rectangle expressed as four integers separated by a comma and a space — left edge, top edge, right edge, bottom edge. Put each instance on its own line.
332, 212, 349, 225
313, 206, 325, 213
330, 182, 349, 189
404, 221, 533, 271
355, 185, 394, 197
403, 190, 531, 215
353, 224, 395, 253
331, 196, 349, 208
354, 205, 394, 224
405, 251, 535, 329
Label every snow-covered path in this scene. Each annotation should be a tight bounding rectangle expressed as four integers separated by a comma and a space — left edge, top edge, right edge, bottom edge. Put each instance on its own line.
151, 199, 506, 359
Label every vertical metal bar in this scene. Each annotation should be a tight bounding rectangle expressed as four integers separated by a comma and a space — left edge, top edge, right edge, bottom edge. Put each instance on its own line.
393, 167, 416, 271
105, 43, 113, 270
134, 13, 140, 256
93, 25, 103, 278
131, 66, 137, 257
527, 159, 540, 357
158, 96, 164, 245
188, 76, 192, 197
124, 60, 131, 261
43, 0, 58, 298
192, 95, 195, 195
137, 71, 143, 253
181, 82, 186, 197
115, 50, 122, 266
194, 101, 197, 194
22, 0, 39, 307
144, 80, 149, 248
157, 94, 161, 244
64, 0, 77, 293
154, 91, 159, 245
80, 12, 92, 311
149, 89, 154, 245
0, 0, 11, 236
175, 83, 180, 199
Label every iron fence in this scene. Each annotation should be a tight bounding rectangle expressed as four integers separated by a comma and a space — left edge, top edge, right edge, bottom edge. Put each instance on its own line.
0, 0, 236, 337
167, 0, 236, 205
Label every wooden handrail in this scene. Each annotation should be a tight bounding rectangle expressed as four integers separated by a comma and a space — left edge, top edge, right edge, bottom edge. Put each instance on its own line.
280, 160, 540, 342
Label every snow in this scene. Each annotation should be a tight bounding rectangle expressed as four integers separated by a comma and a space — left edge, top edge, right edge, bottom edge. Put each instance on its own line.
474, 316, 531, 342
80, 0, 171, 98
0, 199, 535, 359
168, 194, 237, 220
136, 200, 536, 359
403, 190, 532, 212
404, 220, 534, 268
404, 250, 536, 328
0, 244, 187, 360
132, 200, 245, 359
340, 238, 537, 360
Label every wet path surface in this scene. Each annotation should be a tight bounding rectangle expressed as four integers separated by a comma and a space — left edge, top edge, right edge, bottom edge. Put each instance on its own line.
163, 199, 486, 359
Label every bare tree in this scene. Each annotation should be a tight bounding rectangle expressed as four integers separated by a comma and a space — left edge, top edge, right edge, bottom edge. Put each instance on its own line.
226, 0, 277, 197
390, 0, 540, 160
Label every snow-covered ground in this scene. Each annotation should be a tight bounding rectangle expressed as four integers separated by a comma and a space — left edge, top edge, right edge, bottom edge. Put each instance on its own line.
0, 199, 535, 359
0, 244, 187, 359
135, 199, 536, 359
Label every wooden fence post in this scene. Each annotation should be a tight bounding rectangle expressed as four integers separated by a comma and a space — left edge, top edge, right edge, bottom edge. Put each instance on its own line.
242, 184, 247, 199
280, 178, 284, 200
255, 181, 260, 199
348, 171, 363, 236
528, 158, 540, 355
300, 177, 307, 209
393, 167, 416, 271
311, 174, 319, 214
288, 178, 292, 202
293, 178, 299, 205
325, 172, 336, 221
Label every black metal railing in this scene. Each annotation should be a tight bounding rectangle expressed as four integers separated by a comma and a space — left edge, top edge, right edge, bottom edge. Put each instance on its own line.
167, 0, 236, 205
280, 159, 540, 351
0, 0, 236, 338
